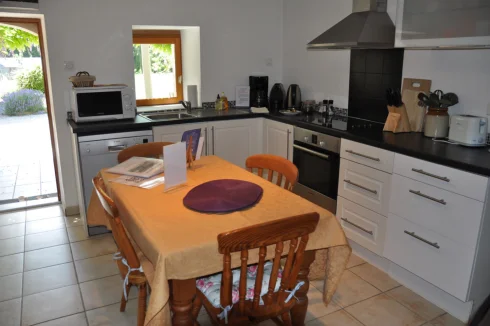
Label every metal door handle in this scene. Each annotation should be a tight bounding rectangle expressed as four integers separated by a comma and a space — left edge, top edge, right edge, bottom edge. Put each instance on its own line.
345, 149, 380, 162
409, 190, 446, 205
211, 126, 215, 155
108, 145, 127, 152
341, 218, 373, 235
293, 144, 329, 160
286, 129, 291, 160
412, 168, 450, 182
204, 127, 208, 156
344, 179, 378, 194
404, 231, 440, 249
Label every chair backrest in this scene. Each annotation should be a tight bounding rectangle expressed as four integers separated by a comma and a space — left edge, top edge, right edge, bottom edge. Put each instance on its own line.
245, 154, 298, 191
92, 176, 140, 269
117, 142, 174, 163
217, 212, 319, 314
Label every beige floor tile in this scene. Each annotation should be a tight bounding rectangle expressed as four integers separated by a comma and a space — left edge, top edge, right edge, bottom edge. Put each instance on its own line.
24, 229, 69, 252
0, 211, 25, 226
25, 217, 65, 235
23, 263, 77, 296
75, 254, 119, 283
80, 275, 137, 311
65, 215, 84, 228
67, 226, 89, 242
306, 285, 341, 322
345, 294, 425, 326
346, 253, 365, 269
387, 286, 445, 321
34, 313, 87, 326
0, 223, 25, 240
71, 236, 117, 261
426, 313, 467, 326
0, 237, 24, 257
332, 270, 380, 308
26, 206, 63, 222
0, 253, 24, 277
311, 279, 325, 292
21, 285, 84, 326
24, 244, 72, 271
85, 298, 138, 326
14, 184, 41, 198
0, 298, 22, 326
306, 310, 363, 326
0, 273, 22, 302
41, 182, 57, 195
350, 263, 400, 292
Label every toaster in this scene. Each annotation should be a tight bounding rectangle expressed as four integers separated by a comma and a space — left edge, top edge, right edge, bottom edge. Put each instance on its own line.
448, 115, 488, 147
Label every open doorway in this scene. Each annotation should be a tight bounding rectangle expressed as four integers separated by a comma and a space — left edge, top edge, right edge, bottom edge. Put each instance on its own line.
0, 17, 60, 210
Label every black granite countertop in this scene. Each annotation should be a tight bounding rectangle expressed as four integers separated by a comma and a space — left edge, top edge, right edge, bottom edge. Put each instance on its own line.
68, 109, 490, 177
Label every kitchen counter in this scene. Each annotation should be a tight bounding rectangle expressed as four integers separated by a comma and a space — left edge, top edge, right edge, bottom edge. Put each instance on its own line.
68, 109, 490, 177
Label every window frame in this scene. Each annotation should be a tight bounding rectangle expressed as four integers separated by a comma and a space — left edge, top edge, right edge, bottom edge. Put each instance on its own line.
132, 30, 183, 106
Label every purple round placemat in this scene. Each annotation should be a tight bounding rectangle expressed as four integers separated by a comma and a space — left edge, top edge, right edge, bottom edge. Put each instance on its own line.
183, 179, 263, 213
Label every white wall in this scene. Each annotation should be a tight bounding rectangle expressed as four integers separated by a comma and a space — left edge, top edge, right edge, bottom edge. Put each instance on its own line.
283, 0, 490, 116
34, 0, 283, 209
181, 27, 202, 106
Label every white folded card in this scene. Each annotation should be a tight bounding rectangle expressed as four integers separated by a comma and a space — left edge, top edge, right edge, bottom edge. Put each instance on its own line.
163, 142, 187, 191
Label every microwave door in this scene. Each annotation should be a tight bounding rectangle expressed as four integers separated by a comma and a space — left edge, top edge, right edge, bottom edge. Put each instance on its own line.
76, 91, 123, 117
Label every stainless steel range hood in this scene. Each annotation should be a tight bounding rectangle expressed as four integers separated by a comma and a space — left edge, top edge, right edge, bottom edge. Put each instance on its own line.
307, 0, 395, 50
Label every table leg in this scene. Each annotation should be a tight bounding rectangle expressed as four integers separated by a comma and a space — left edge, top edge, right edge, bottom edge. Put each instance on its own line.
170, 278, 196, 326
290, 250, 315, 326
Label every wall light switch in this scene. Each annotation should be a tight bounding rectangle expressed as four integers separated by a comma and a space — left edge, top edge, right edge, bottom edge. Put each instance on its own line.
64, 61, 74, 70
487, 102, 490, 116
265, 58, 273, 67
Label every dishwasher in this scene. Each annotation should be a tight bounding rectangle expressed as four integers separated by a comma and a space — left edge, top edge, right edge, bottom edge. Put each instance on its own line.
78, 130, 153, 235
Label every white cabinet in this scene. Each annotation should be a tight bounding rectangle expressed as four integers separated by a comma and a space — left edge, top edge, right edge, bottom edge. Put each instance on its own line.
395, 0, 490, 48
341, 139, 394, 173
263, 120, 293, 161
152, 119, 261, 168
153, 122, 210, 156
209, 119, 261, 168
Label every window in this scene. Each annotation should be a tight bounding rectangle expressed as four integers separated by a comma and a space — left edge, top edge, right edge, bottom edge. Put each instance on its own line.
133, 30, 183, 106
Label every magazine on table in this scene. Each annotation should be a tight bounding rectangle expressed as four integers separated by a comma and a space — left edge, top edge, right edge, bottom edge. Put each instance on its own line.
107, 157, 163, 178
181, 129, 201, 157
111, 175, 165, 189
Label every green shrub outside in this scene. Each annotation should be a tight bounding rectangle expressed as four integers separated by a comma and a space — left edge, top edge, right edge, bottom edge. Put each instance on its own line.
17, 66, 45, 93
1, 89, 46, 116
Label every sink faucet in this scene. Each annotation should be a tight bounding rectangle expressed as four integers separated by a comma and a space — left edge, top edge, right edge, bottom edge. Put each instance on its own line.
180, 101, 192, 112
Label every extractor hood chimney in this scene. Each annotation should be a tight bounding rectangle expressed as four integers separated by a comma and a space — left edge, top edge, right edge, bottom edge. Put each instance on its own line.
307, 0, 395, 50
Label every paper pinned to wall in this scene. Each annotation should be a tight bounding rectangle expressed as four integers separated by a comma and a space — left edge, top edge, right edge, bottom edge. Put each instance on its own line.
163, 142, 187, 191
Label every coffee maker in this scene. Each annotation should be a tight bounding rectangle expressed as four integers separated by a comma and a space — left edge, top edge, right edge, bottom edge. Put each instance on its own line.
249, 76, 268, 108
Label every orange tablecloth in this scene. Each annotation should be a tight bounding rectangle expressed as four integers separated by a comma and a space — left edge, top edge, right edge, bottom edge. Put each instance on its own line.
87, 156, 350, 325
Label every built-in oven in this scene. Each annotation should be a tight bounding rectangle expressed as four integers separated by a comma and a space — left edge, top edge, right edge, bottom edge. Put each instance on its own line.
293, 127, 340, 213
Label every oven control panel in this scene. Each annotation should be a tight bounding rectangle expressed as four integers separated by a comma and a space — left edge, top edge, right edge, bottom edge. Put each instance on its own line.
294, 127, 340, 153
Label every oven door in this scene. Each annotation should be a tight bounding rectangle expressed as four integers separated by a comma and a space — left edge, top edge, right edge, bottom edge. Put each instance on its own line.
293, 141, 339, 213
73, 90, 124, 122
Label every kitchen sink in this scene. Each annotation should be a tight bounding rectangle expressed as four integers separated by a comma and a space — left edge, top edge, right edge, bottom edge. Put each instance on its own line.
139, 112, 196, 121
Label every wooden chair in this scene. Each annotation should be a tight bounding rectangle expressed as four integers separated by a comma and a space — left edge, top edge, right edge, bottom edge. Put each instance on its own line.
193, 212, 320, 325
92, 176, 152, 326
117, 142, 174, 163
245, 154, 299, 191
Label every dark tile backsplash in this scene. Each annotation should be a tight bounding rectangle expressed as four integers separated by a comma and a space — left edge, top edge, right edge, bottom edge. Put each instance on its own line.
349, 49, 404, 123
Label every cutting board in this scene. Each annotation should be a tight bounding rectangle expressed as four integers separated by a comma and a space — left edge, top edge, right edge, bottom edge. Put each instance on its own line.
402, 78, 432, 132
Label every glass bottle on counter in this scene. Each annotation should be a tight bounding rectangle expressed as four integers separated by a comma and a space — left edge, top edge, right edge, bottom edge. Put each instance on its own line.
215, 94, 222, 111
221, 92, 229, 111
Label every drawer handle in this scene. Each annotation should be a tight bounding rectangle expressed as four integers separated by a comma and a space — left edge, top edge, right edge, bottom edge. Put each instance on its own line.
341, 218, 373, 235
344, 180, 378, 195
345, 149, 380, 162
404, 231, 440, 249
409, 190, 446, 205
412, 168, 450, 182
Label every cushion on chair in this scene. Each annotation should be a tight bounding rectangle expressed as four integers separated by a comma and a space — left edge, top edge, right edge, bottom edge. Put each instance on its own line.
196, 261, 283, 308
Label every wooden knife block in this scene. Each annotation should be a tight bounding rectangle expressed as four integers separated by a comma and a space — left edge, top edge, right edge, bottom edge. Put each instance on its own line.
384, 104, 411, 133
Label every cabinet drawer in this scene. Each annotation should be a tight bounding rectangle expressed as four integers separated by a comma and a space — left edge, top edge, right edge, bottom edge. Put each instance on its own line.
338, 159, 392, 216
390, 174, 483, 248
341, 139, 394, 173
337, 197, 386, 255
384, 214, 475, 301
394, 154, 488, 202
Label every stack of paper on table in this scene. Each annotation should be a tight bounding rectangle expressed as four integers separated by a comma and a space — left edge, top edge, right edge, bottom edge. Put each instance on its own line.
107, 157, 163, 178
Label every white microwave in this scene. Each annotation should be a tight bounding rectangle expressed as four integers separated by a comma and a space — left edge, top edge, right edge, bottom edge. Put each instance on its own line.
70, 85, 136, 123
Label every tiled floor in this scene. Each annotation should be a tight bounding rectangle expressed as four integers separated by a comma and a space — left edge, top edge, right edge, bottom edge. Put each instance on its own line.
0, 205, 468, 326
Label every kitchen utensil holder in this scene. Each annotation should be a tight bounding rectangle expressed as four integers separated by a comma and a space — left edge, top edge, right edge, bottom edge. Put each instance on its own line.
384, 104, 411, 133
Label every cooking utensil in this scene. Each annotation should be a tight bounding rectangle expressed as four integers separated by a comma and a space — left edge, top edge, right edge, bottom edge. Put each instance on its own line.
443, 93, 459, 106
387, 88, 402, 107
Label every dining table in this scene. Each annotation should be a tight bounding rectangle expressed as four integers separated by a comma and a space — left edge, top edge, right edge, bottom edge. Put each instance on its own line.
87, 155, 351, 326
